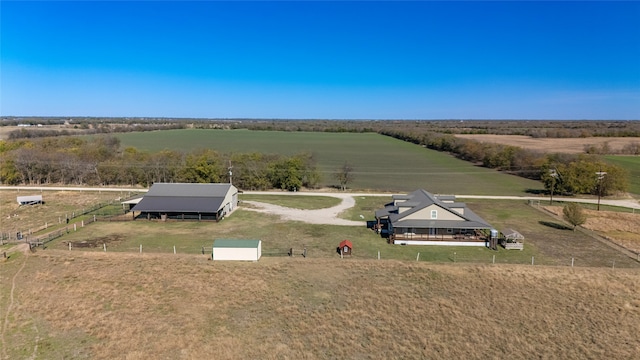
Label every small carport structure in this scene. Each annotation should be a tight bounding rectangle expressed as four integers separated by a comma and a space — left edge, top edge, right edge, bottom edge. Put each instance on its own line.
17, 195, 43, 205
500, 228, 524, 250
212, 239, 262, 261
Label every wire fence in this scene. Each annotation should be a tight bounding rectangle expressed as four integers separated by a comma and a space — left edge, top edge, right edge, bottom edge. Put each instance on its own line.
0, 199, 132, 244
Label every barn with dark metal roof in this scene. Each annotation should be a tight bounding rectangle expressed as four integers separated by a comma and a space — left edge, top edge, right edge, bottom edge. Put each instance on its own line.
131, 183, 238, 221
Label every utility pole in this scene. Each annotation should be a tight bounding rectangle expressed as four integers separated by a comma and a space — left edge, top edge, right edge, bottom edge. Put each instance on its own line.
549, 168, 558, 205
596, 169, 607, 211
228, 160, 233, 185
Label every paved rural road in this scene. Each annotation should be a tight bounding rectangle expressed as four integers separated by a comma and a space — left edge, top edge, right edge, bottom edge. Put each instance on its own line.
1, 187, 639, 226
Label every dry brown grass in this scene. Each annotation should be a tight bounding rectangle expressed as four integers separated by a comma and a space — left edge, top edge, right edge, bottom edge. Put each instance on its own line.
454, 134, 640, 154
0, 190, 134, 237
0, 125, 88, 140
543, 206, 640, 254
1, 251, 639, 359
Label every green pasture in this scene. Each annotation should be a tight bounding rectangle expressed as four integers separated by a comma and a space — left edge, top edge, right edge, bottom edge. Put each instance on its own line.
604, 155, 640, 196
112, 129, 543, 195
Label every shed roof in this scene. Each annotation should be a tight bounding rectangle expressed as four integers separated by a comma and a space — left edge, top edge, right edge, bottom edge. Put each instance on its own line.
503, 229, 524, 240
17, 195, 43, 202
213, 239, 261, 248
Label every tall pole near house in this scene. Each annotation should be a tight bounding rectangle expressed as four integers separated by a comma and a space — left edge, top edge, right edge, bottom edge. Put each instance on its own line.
596, 169, 607, 211
549, 169, 558, 205
228, 160, 233, 185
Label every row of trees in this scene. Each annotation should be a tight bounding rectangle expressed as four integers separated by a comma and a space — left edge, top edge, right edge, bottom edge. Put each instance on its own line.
0, 136, 321, 190
380, 130, 629, 196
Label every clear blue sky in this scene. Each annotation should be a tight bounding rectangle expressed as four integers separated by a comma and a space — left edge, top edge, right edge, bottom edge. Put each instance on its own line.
1, 1, 639, 120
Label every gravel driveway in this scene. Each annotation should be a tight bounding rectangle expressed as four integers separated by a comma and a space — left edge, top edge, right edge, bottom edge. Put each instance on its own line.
242, 193, 367, 226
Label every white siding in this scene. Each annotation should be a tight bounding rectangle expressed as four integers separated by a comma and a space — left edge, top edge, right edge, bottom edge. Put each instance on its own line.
403, 204, 464, 221
213, 242, 261, 261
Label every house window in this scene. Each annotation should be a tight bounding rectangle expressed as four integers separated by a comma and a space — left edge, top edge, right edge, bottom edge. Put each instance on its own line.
431, 210, 437, 219
447, 228, 452, 233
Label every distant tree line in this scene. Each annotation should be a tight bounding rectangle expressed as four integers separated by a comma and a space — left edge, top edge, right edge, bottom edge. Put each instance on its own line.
0, 136, 320, 190
5, 118, 639, 139
377, 129, 629, 196
6, 122, 187, 140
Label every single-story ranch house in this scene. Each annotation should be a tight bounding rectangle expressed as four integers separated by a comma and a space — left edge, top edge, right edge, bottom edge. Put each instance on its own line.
375, 189, 494, 246
131, 183, 238, 221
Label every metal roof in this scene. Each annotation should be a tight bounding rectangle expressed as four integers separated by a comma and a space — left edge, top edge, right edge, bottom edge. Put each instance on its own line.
132, 197, 224, 213
131, 183, 235, 213
213, 239, 261, 248
17, 195, 43, 202
146, 183, 234, 197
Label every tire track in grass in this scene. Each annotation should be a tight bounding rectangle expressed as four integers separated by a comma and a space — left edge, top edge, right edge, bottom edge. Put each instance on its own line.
1, 244, 39, 360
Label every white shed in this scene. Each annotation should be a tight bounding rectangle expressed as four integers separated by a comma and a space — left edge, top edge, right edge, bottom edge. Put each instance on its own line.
212, 239, 262, 261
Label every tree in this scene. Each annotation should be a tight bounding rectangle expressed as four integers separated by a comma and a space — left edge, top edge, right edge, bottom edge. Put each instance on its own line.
563, 203, 587, 231
335, 162, 355, 191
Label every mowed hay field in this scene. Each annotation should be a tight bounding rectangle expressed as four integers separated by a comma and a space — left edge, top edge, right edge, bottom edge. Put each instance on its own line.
454, 134, 640, 154
2, 252, 639, 359
111, 129, 542, 195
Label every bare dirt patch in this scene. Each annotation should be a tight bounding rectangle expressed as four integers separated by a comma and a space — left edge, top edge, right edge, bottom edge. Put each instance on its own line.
454, 134, 640, 154
64, 234, 125, 248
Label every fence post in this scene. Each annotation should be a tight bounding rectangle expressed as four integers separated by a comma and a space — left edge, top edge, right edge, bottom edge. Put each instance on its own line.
103, 243, 106, 252
416, 252, 420, 262
69, 242, 71, 251
140, 244, 142, 253
531, 256, 534, 266
45, 222, 48, 229
492, 255, 495, 264
94, 215, 96, 222
174, 246, 176, 255
377, 250, 380, 260
571, 258, 574, 267
81, 220, 84, 227
74, 224, 77, 232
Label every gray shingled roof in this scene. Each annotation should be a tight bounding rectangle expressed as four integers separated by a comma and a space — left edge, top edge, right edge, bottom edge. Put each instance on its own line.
377, 189, 492, 229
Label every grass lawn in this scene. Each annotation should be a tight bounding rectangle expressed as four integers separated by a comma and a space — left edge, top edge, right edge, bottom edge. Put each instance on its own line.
239, 194, 342, 209
111, 129, 543, 195
604, 155, 640, 196
43, 196, 640, 268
